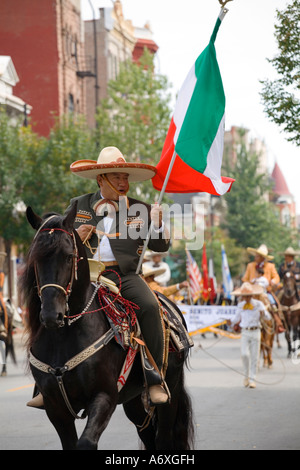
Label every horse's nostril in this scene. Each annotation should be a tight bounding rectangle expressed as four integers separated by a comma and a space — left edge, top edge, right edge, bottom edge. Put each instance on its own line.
57, 312, 65, 324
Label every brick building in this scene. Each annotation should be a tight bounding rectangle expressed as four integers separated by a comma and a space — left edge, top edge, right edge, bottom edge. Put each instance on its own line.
84, 0, 158, 129
0, 0, 87, 136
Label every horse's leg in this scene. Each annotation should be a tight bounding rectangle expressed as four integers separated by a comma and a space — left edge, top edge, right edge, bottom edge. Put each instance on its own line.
268, 333, 274, 369
123, 395, 156, 450
0, 340, 6, 376
76, 391, 117, 450
285, 324, 292, 358
45, 401, 78, 450
261, 332, 268, 368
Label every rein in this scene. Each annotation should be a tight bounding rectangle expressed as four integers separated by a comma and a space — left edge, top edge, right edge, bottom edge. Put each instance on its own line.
30, 221, 139, 419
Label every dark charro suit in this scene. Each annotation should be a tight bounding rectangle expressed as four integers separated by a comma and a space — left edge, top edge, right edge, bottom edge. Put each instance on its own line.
67, 190, 170, 371
68, 190, 169, 274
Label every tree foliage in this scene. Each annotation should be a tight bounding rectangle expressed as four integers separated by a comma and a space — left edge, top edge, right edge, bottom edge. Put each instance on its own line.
260, 0, 300, 145
222, 132, 297, 267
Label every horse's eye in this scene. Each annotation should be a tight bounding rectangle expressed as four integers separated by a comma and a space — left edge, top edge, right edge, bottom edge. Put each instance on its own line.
66, 254, 73, 264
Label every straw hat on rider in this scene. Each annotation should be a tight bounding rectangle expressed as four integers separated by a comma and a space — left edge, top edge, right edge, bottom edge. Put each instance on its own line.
231, 282, 264, 296
246, 244, 273, 260
279, 247, 300, 257
70, 146, 157, 182
142, 265, 166, 278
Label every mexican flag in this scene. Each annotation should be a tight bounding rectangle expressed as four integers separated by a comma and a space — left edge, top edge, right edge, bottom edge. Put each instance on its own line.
152, 10, 234, 195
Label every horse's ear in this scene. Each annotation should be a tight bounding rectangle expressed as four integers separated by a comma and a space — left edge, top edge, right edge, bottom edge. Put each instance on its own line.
63, 200, 78, 232
26, 206, 43, 231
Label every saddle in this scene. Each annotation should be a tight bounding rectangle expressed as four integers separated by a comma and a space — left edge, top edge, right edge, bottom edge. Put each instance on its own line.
88, 259, 193, 396
99, 284, 193, 356
155, 292, 194, 354
88, 258, 193, 354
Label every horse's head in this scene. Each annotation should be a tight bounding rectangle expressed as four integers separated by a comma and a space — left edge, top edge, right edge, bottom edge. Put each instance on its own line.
283, 271, 297, 299
26, 201, 88, 329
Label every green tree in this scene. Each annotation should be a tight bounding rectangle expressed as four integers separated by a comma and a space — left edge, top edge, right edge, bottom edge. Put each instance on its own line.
260, 0, 300, 145
222, 133, 296, 265
28, 115, 97, 215
95, 49, 172, 200
0, 112, 43, 247
0, 111, 97, 254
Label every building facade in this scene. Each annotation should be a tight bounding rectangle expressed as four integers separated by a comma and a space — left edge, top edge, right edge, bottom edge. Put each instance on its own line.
0, 0, 87, 136
84, 0, 158, 129
270, 162, 297, 228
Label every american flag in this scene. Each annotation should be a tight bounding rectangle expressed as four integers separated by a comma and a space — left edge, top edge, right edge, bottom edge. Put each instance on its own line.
186, 249, 202, 303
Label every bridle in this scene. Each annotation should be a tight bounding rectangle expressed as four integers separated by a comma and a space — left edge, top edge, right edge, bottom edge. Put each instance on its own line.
283, 271, 298, 299
33, 216, 79, 315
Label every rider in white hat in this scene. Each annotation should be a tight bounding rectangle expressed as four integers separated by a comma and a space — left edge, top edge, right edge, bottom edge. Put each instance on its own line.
228, 282, 271, 389
242, 244, 285, 333
69, 146, 170, 405
278, 247, 300, 288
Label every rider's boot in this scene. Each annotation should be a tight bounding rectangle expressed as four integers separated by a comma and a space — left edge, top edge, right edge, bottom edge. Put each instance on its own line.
26, 385, 44, 409
140, 345, 170, 406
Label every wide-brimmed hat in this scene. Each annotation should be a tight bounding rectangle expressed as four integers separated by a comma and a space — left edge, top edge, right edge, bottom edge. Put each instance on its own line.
279, 246, 300, 257
147, 250, 169, 258
142, 265, 166, 278
247, 244, 273, 260
231, 282, 264, 296
70, 146, 157, 182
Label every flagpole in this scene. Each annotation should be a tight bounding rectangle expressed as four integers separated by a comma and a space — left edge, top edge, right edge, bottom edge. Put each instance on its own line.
136, 3, 233, 275
135, 150, 177, 274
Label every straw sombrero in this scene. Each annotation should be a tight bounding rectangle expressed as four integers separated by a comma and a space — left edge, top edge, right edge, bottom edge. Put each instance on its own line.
246, 244, 273, 260
231, 282, 264, 296
70, 146, 157, 182
142, 265, 166, 278
279, 247, 300, 257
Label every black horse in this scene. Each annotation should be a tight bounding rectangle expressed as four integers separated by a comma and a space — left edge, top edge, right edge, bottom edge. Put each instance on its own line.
278, 271, 300, 358
20, 202, 194, 450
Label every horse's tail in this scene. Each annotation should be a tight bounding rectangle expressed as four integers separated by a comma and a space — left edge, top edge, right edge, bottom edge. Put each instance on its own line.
172, 370, 195, 450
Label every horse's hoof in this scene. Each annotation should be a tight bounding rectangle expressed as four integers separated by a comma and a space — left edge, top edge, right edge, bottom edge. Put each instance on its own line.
1, 371, 7, 377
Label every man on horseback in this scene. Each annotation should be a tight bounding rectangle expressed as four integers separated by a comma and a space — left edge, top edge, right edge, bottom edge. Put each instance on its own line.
278, 247, 300, 289
242, 244, 285, 333
68, 146, 170, 405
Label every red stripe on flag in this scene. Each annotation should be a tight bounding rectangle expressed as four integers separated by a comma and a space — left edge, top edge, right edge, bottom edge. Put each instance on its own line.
152, 119, 234, 194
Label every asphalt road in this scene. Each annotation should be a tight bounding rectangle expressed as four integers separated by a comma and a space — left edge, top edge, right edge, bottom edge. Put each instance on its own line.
1, 329, 300, 451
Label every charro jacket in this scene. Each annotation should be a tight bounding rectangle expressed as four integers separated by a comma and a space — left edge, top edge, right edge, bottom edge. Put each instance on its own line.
67, 190, 170, 275
242, 261, 280, 286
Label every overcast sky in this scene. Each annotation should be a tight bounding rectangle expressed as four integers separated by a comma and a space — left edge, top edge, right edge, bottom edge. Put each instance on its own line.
81, 0, 299, 211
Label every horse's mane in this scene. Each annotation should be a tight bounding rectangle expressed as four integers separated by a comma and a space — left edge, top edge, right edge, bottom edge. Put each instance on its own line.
20, 212, 67, 351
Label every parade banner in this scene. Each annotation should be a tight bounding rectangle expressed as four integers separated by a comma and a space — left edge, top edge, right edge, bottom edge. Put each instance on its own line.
178, 304, 238, 336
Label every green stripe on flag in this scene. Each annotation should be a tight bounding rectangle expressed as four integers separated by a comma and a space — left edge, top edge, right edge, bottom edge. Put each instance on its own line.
175, 18, 225, 173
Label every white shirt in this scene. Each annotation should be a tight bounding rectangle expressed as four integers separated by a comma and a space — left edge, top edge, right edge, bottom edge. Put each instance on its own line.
92, 216, 165, 263
231, 298, 271, 329
93, 216, 115, 262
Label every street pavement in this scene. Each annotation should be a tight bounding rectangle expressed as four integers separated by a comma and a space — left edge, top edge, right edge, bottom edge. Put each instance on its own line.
1, 329, 300, 451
